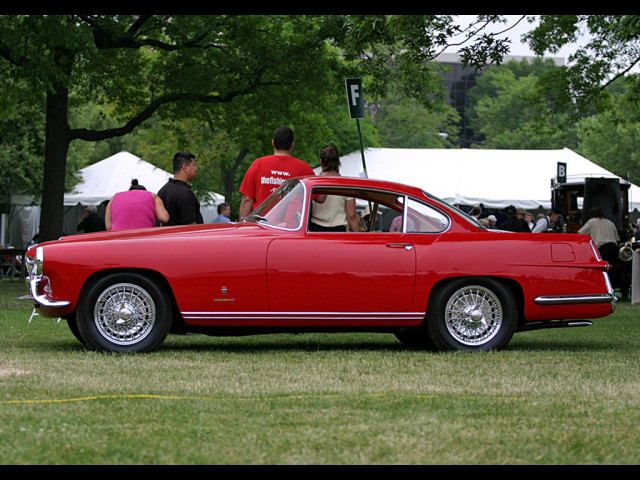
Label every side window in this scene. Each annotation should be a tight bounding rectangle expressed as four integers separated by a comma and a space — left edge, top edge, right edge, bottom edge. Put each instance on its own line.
308, 187, 405, 233
309, 189, 360, 232
406, 198, 450, 233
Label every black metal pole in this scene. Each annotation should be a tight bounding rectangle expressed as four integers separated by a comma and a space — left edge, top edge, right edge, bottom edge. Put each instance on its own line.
356, 118, 367, 177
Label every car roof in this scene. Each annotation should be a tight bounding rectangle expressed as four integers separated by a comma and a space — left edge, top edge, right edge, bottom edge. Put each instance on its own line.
298, 175, 427, 198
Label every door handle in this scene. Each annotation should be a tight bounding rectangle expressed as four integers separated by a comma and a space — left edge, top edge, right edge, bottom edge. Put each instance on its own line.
386, 243, 413, 251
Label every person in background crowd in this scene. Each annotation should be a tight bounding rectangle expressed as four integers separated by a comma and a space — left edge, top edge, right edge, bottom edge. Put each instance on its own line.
487, 215, 497, 229
500, 205, 530, 232
213, 203, 231, 223
77, 205, 106, 233
309, 144, 359, 233
532, 208, 563, 233
515, 208, 531, 232
158, 151, 203, 226
238, 126, 314, 219
470, 206, 482, 220
579, 206, 620, 264
105, 179, 169, 231
525, 212, 535, 230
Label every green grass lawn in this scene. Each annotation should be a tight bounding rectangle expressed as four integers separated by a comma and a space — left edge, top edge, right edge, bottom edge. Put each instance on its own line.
1, 278, 639, 464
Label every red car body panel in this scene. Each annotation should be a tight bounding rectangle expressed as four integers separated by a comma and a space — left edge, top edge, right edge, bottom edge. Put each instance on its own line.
26, 176, 614, 334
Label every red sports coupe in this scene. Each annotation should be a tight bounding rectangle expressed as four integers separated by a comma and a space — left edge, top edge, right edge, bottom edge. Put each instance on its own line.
24, 176, 615, 353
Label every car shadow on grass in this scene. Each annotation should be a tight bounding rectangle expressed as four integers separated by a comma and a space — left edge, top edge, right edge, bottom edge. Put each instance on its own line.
162, 333, 410, 353
159, 332, 621, 355
32, 330, 623, 355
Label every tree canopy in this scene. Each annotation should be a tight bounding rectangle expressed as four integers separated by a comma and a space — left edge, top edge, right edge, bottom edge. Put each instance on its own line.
13, 15, 640, 241
1, 14, 517, 241
525, 15, 640, 116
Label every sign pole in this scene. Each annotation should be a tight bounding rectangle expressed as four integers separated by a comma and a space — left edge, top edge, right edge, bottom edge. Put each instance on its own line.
356, 118, 367, 175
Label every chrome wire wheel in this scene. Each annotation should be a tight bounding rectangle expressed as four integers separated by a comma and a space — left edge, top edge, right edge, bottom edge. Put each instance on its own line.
93, 282, 156, 346
444, 285, 503, 347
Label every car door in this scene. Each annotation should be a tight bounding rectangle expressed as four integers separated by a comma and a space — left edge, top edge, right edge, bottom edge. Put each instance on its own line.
266, 231, 416, 317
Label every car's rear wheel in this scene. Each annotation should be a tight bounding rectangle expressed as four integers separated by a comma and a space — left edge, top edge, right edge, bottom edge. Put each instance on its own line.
76, 272, 171, 353
426, 278, 517, 352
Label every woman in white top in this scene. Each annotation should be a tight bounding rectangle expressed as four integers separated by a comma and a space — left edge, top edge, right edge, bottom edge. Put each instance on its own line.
310, 145, 360, 232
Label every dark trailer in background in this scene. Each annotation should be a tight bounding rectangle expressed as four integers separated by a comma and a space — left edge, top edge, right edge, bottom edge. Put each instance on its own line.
552, 175, 634, 296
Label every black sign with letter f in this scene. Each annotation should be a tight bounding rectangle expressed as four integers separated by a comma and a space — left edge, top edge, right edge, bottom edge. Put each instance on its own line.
345, 78, 365, 119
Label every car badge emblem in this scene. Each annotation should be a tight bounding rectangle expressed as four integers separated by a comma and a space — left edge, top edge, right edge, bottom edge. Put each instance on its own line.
221, 286, 228, 295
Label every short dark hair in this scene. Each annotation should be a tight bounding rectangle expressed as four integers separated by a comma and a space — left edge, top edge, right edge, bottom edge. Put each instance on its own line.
273, 126, 294, 150
588, 206, 605, 219
217, 202, 229, 214
172, 151, 195, 173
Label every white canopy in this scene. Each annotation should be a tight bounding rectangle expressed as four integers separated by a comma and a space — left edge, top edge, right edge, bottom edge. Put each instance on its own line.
333, 147, 640, 212
64, 150, 177, 205
7, 151, 224, 247
12, 151, 224, 206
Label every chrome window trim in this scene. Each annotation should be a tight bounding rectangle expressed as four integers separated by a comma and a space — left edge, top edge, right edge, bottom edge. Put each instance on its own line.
404, 196, 451, 234
305, 187, 452, 234
247, 180, 307, 232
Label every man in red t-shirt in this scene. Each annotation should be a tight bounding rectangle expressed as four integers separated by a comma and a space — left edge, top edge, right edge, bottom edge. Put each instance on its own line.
238, 126, 314, 219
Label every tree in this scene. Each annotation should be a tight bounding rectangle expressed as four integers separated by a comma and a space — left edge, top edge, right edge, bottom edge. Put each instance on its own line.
372, 94, 459, 148
0, 15, 343, 241
577, 75, 640, 185
524, 15, 640, 116
466, 58, 579, 149
0, 15, 515, 241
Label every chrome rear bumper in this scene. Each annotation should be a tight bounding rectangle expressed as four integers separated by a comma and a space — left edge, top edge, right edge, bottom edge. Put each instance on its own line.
534, 272, 616, 311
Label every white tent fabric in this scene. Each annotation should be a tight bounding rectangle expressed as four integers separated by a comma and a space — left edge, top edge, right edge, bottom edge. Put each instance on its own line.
64, 151, 179, 205
8, 151, 224, 248
12, 151, 224, 207
331, 148, 640, 212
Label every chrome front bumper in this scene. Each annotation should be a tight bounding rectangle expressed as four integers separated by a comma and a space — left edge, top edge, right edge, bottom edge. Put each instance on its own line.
24, 247, 70, 308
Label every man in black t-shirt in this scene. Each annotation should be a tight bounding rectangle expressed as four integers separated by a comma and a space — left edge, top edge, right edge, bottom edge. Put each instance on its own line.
77, 205, 106, 233
158, 152, 203, 226
499, 205, 531, 233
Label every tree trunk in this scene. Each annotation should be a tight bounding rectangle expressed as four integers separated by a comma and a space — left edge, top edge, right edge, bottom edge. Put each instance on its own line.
39, 86, 71, 243
222, 147, 249, 205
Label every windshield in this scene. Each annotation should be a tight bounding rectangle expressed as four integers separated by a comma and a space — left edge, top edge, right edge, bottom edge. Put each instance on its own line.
246, 180, 306, 230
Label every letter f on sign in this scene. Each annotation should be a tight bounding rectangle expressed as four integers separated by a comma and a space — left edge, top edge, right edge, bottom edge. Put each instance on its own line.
350, 84, 359, 106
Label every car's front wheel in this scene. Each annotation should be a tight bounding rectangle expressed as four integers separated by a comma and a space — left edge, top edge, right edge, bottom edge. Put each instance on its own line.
76, 272, 171, 353
426, 278, 517, 352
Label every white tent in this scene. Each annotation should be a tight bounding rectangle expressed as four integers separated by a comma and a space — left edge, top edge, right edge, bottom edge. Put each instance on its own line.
332, 147, 640, 212
8, 151, 224, 247
64, 150, 181, 205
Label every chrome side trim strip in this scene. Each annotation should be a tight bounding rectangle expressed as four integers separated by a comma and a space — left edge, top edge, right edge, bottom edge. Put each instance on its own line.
534, 293, 616, 305
181, 311, 425, 321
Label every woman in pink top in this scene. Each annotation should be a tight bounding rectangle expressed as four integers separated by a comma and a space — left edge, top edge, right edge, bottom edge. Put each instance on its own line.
105, 179, 170, 231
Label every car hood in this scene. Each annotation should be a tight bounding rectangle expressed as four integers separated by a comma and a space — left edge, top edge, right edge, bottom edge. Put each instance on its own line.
36, 222, 241, 248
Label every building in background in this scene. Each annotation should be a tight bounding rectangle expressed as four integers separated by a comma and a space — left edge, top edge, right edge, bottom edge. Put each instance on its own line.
435, 53, 564, 148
